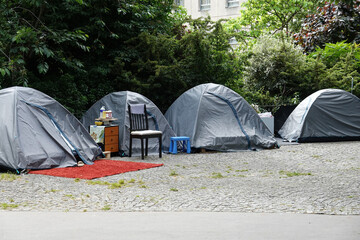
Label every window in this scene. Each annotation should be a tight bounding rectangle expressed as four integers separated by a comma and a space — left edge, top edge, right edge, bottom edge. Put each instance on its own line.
229, 37, 238, 46
175, 0, 184, 6
227, 0, 239, 8
200, 0, 211, 11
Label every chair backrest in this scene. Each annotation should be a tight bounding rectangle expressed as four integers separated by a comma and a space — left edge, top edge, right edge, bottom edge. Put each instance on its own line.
128, 104, 149, 131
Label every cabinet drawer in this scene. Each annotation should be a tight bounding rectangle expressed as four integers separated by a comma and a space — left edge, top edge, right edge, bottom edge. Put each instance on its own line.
105, 143, 119, 152
105, 126, 119, 136
105, 135, 118, 145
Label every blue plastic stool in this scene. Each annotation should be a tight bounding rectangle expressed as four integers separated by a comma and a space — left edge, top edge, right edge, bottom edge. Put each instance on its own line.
169, 136, 191, 154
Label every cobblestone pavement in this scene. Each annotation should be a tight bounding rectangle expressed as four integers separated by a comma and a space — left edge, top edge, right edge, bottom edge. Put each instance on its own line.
1, 141, 359, 214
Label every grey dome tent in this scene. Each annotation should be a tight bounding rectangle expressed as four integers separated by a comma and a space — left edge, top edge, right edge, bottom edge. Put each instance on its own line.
81, 91, 176, 156
0, 87, 102, 171
278, 89, 360, 142
165, 83, 278, 151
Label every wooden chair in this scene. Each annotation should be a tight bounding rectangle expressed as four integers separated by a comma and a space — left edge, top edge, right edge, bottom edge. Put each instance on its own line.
128, 104, 162, 159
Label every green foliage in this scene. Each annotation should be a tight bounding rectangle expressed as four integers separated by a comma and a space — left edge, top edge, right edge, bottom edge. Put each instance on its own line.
0, 0, 89, 88
310, 41, 360, 68
224, 0, 317, 43
0, 0, 180, 115
1, 0, 358, 116
308, 42, 360, 96
115, 17, 242, 112
244, 34, 308, 103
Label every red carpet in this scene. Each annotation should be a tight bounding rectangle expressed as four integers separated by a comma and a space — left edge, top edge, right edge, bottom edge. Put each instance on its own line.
29, 160, 163, 180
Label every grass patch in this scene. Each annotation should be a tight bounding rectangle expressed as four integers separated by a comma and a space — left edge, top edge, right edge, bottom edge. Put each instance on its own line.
102, 205, 111, 211
211, 172, 225, 179
86, 180, 110, 186
279, 170, 312, 177
1, 203, 19, 210
0, 172, 20, 181
45, 189, 60, 193
64, 194, 75, 199
170, 188, 179, 192
234, 174, 246, 177
169, 170, 179, 177
108, 179, 125, 189
128, 178, 136, 183
86, 179, 141, 189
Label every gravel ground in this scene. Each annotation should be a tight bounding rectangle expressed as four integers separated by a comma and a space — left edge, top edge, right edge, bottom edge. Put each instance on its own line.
1, 141, 359, 214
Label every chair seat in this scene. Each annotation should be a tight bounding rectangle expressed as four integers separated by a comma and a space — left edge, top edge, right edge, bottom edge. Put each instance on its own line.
131, 130, 162, 136
128, 104, 162, 160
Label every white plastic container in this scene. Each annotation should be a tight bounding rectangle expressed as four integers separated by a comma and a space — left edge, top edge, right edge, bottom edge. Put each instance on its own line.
100, 106, 105, 118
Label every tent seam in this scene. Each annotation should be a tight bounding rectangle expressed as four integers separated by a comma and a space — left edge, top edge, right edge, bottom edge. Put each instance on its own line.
192, 84, 209, 144
20, 100, 93, 165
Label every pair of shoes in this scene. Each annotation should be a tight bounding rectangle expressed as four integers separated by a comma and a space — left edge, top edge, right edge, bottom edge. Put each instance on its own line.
77, 161, 85, 167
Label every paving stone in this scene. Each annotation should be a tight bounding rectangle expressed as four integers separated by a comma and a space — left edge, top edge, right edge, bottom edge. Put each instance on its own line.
0, 141, 359, 214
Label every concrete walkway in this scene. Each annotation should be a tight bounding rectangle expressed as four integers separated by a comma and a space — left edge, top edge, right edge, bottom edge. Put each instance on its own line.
1, 212, 359, 240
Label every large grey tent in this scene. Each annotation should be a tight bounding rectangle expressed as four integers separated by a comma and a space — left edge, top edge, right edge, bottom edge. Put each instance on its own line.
0, 87, 102, 171
81, 91, 176, 156
279, 89, 360, 142
165, 83, 278, 151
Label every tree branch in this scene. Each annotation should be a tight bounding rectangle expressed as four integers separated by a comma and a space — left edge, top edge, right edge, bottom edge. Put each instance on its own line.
13, 6, 52, 33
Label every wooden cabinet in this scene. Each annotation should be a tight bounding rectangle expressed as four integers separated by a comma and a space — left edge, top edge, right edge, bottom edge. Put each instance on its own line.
104, 126, 119, 153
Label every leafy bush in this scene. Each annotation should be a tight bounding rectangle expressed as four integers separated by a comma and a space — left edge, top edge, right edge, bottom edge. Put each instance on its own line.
115, 17, 242, 112
243, 34, 308, 104
310, 41, 360, 68
308, 41, 360, 96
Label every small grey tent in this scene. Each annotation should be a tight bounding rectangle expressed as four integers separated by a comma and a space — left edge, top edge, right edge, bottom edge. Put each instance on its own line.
165, 83, 278, 151
279, 89, 360, 142
81, 91, 176, 156
0, 87, 102, 171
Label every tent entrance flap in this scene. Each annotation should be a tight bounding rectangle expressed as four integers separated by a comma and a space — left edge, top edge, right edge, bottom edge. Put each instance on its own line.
21, 100, 93, 165
207, 92, 252, 150
50, 119, 75, 152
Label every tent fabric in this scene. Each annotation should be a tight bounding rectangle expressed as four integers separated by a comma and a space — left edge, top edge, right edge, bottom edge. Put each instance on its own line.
81, 91, 176, 156
0, 87, 102, 171
278, 89, 360, 142
165, 83, 278, 151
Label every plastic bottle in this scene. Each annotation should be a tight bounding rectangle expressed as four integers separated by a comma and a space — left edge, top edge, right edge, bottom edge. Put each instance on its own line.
100, 106, 105, 119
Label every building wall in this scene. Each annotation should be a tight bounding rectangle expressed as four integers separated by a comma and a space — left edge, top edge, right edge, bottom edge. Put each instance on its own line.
180, 0, 245, 20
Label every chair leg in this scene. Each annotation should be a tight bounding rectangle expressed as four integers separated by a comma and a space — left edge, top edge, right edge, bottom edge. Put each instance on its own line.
141, 138, 144, 160
145, 138, 148, 156
173, 139, 177, 154
129, 136, 132, 157
159, 136, 162, 158
187, 140, 191, 153
169, 140, 173, 153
